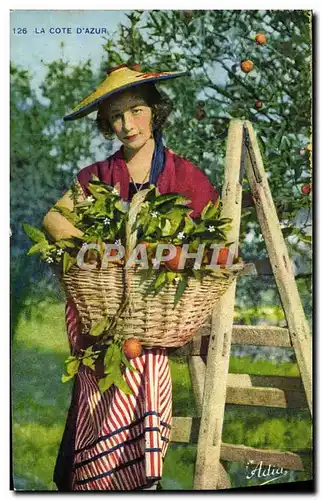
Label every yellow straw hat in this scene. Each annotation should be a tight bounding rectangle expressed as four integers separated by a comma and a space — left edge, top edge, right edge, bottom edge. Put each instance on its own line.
64, 64, 189, 121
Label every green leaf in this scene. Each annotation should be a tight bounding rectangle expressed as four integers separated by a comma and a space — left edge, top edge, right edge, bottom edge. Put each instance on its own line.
282, 227, 294, 238
193, 222, 207, 234
57, 239, 76, 249
22, 223, 47, 243
65, 355, 78, 364
173, 278, 188, 308
27, 241, 49, 255
157, 201, 190, 215
161, 219, 173, 237
145, 217, 159, 236
61, 373, 74, 383
98, 373, 115, 393
121, 350, 138, 372
201, 201, 212, 220
165, 271, 177, 282
82, 356, 96, 370
115, 199, 129, 213
104, 343, 116, 369
66, 359, 80, 376
113, 372, 134, 396
104, 343, 122, 375
87, 184, 106, 199
154, 193, 189, 206
203, 204, 222, 221
183, 216, 195, 235
298, 233, 312, 244
63, 253, 76, 275
90, 316, 110, 336
154, 271, 168, 290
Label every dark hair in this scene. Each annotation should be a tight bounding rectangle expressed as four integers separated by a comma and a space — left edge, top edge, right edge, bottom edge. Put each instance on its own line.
96, 83, 173, 139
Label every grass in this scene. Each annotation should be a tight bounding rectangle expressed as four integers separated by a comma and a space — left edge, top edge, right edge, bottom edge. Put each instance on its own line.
229, 355, 300, 377
12, 300, 312, 491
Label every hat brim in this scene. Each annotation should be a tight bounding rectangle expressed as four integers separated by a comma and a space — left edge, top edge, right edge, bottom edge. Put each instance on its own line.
64, 70, 190, 121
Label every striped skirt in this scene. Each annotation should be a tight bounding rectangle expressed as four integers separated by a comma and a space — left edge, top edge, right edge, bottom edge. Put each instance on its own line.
54, 298, 172, 491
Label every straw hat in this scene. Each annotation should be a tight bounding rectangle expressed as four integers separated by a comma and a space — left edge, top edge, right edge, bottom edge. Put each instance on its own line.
63, 64, 189, 121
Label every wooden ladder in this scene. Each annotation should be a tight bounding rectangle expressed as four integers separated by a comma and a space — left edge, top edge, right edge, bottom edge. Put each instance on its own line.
170, 119, 312, 490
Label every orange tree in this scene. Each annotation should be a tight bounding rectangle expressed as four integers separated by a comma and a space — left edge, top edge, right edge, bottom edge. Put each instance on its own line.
96, 9, 312, 317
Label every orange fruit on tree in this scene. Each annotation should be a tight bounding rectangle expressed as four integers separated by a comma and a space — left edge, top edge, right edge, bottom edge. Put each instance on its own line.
255, 33, 267, 45
254, 100, 262, 109
240, 60, 254, 73
123, 338, 143, 359
301, 184, 311, 195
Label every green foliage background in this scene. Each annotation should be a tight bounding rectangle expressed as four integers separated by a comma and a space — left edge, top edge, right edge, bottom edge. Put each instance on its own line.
10, 9, 312, 491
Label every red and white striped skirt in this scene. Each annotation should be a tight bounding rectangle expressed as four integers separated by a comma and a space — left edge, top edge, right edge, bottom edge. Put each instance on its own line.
54, 298, 172, 491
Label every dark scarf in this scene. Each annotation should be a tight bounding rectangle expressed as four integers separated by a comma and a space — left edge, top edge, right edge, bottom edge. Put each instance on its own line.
149, 129, 165, 186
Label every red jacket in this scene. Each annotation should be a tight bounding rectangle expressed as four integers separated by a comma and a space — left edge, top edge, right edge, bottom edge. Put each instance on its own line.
77, 147, 218, 217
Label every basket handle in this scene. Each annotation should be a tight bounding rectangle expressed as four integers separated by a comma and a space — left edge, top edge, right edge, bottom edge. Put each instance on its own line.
125, 188, 151, 261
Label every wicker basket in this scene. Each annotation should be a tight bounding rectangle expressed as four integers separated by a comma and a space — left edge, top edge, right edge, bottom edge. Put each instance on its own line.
62, 189, 243, 347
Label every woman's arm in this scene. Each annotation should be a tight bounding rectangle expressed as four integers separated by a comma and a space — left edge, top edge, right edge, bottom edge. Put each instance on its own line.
42, 183, 84, 241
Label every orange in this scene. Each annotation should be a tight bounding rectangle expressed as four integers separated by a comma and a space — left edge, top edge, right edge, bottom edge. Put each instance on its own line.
123, 338, 143, 359
255, 100, 262, 109
240, 60, 254, 73
164, 246, 183, 271
217, 247, 230, 265
301, 184, 311, 195
255, 33, 267, 45
109, 248, 124, 265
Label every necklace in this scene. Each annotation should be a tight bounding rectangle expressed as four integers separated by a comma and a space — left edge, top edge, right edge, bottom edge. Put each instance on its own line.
130, 168, 150, 193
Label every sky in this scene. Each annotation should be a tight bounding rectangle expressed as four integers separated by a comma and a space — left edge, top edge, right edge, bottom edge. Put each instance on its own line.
10, 10, 129, 88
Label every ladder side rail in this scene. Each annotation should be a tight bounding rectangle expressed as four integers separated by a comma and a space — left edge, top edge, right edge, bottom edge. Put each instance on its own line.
193, 119, 244, 490
244, 121, 312, 415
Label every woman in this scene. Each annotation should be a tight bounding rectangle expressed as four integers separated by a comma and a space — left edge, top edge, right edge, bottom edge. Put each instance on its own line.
44, 64, 218, 491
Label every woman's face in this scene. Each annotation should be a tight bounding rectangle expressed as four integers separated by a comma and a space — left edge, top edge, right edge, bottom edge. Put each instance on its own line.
100, 90, 153, 151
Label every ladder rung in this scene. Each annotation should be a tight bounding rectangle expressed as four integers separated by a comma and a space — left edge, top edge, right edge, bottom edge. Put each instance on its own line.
171, 418, 311, 471
171, 416, 200, 443
231, 325, 291, 347
239, 258, 273, 276
228, 373, 303, 391
220, 442, 310, 471
187, 364, 306, 411
226, 385, 307, 409
190, 325, 291, 356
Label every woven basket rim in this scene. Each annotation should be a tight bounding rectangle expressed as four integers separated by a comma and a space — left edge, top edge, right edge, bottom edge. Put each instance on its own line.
63, 261, 244, 276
